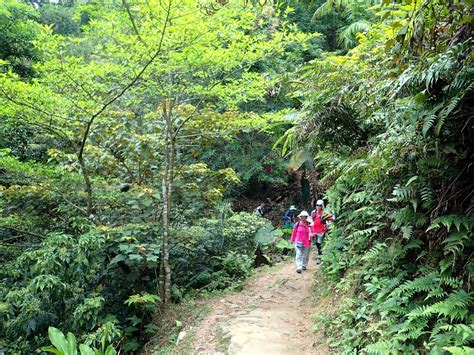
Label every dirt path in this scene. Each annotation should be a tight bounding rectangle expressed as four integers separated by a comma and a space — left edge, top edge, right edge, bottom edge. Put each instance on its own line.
190, 259, 329, 354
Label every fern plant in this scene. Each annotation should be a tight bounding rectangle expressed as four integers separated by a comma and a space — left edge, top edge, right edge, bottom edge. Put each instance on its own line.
278, 1, 474, 352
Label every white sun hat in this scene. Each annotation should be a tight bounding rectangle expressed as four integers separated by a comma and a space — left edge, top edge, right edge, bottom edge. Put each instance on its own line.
316, 199, 325, 207
298, 210, 309, 218
290, 205, 297, 210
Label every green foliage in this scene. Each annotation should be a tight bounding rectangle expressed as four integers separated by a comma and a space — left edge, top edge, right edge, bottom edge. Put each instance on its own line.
38, 4, 81, 36
171, 212, 268, 292
1, 0, 472, 353
125, 294, 161, 309
208, 251, 254, 289
0, 0, 43, 77
279, 0, 474, 353
305, 103, 367, 150
278, 0, 350, 51
254, 224, 292, 262
255, 225, 284, 246
0, 208, 268, 351
0, 0, 320, 352
42, 326, 117, 355
312, 0, 378, 48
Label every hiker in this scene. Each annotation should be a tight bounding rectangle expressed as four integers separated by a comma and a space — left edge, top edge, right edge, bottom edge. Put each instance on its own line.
290, 210, 311, 273
255, 202, 265, 217
283, 205, 297, 227
310, 199, 335, 263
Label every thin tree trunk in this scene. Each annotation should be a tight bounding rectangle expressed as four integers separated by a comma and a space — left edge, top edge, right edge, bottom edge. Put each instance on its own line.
160, 103, 173, 304
77, 153, 94, 220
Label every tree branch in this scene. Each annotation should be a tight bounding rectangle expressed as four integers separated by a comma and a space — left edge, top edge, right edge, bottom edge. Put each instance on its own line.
76, 0, 173, 216
77, 0, 173, 162
0, 87, 72, 122
172, 64, 250, 139
122, 0, 143, 42
0, 225, 44, 240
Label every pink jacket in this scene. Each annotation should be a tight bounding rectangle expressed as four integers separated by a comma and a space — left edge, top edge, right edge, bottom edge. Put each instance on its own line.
290, 221, 311, 247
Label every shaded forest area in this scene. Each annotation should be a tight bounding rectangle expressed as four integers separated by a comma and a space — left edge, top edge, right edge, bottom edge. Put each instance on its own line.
0, 0, 473, 353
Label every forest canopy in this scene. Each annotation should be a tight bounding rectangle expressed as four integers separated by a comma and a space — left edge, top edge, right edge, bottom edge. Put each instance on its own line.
0, 0, 472, 354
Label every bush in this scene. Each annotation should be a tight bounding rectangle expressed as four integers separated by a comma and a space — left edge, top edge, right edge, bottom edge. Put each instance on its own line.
170, 212, 268, 291
0, 212, 270, 352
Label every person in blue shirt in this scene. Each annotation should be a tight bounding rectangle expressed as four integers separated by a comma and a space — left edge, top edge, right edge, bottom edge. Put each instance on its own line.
283, 205, 297, 227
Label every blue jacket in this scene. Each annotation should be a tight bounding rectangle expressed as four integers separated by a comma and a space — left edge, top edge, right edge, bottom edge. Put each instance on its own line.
284, 209, 296, 222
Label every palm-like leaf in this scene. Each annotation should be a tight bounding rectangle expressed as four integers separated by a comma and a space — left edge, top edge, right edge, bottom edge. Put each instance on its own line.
338, 20, 371, 48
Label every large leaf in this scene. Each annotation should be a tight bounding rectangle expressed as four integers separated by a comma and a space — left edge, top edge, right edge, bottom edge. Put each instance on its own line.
105, 345, 117, 355
276, 239, 293, 250
255, 225, 284, 245
79, 344, 95, 355
41, 346, 63, 355
48, 327, 69, 354
287, 149, 312, 172
66, 332, 77, 355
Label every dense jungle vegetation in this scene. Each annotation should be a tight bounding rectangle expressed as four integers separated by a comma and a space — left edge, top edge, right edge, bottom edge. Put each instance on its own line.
0, 0, 472, 353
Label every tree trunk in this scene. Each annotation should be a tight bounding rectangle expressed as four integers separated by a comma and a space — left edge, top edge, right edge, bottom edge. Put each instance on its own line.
77, 154, 95, 221
160, 103, 173, 304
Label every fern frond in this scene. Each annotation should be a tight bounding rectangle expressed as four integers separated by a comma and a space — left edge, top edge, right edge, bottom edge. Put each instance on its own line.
442, 231, 470, 258
427, 215, 473, 233
388, 183, 415, 203
420, 184, 435, 209
396, 273, 440, 298
350, 225, 382, 239
409, 290, 472, 322
363, 340, 395, 355
361, 242, 387, 261
312, 0, 335, 20
400, 225, 413, 239
433, 323, 474, 347
418, 155, 444, 171
443, 346, 474, 355
422, 113, 437, 136
273, 127, 297, 157
439, 276, 463, 289
439, 95, 462, 120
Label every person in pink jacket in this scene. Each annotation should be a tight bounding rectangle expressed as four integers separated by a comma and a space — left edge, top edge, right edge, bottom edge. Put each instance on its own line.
290, 210, 311, 273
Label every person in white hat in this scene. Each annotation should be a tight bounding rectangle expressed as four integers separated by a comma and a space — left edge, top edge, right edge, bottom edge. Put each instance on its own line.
290, 210, 312, 273
310, 199, 335, 264
283, 205, 298, 227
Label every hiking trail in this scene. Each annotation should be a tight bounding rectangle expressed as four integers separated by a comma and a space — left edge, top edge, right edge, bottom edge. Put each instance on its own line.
187, 259, 330, 354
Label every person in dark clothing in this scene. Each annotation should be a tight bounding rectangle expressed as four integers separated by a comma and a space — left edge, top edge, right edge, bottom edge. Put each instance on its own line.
283, 205, 297, 227
255, 202, 265, 217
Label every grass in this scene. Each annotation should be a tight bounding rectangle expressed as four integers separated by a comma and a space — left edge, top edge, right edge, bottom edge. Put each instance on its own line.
145, 299, 212, 354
